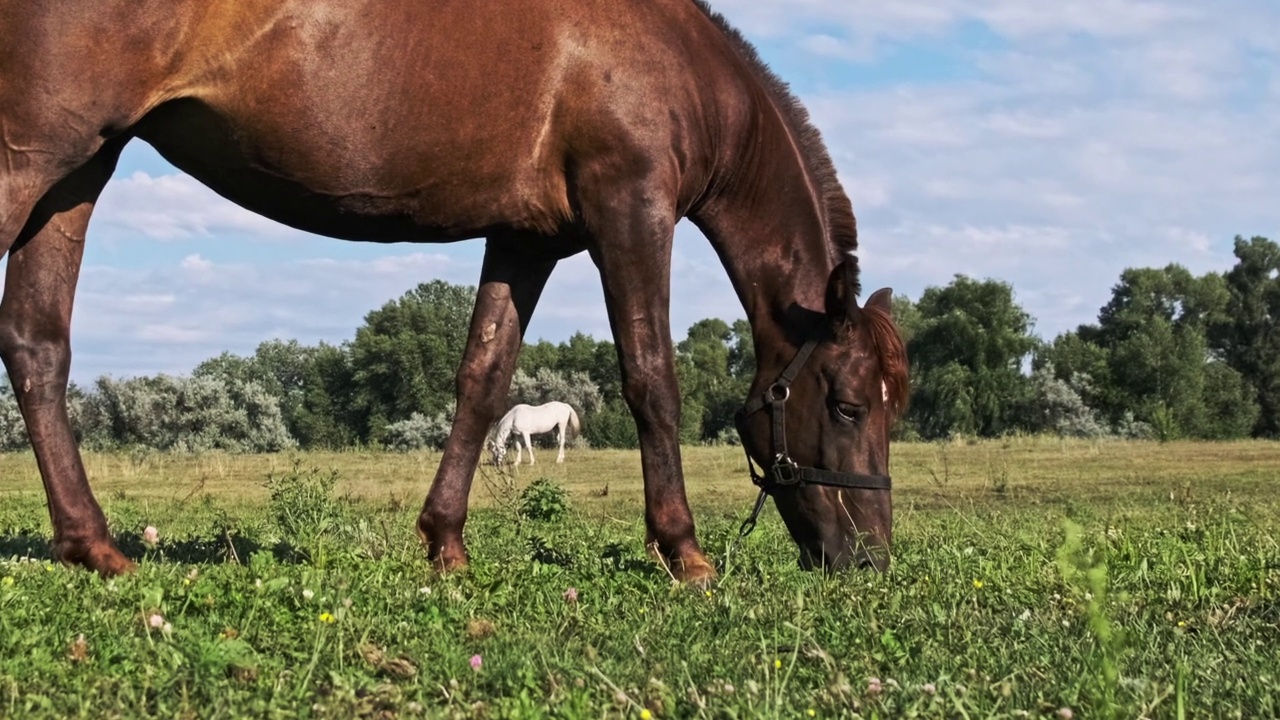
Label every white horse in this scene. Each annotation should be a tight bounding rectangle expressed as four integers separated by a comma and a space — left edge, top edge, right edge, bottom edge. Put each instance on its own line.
489, 402, 581, 465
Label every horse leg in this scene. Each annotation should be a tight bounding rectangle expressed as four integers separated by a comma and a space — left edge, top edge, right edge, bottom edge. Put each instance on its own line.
0, 143, 132, 575
522, 430, 535, 465
583, 186, 715, 584
418, 241, 556, 571
555, 422, 566, 463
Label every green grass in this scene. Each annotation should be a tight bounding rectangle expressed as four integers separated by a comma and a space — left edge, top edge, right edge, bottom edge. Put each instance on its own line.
0, 439, 1278, 718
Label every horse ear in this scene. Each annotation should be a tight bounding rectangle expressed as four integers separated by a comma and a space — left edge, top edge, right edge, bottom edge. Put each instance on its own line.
824, 258, 862, 325
866, 288, 893, 317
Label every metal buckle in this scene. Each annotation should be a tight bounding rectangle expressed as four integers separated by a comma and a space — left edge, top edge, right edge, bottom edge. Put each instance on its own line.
768, 384, 790, 403
771, 454, 800, 485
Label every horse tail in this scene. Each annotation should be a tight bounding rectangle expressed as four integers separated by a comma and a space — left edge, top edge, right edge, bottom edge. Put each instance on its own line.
568, 407, 581, 439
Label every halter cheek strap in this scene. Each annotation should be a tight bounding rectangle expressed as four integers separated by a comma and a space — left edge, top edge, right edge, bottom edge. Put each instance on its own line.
731, 333, 892, 540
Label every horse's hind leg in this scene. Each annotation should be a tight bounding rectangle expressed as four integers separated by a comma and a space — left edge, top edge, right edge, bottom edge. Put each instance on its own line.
555, 423, 566, 463
0, 143, 132, 575
521, 431, 535, 465
419, 240, 556, 572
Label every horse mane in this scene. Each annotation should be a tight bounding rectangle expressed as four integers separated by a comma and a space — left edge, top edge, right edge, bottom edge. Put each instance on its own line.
692, 1, 860, 278
861, 306, 910, 419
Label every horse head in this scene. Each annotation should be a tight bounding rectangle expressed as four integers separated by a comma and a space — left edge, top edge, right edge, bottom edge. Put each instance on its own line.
736, 260, 909, 572
487, 438, 506, 466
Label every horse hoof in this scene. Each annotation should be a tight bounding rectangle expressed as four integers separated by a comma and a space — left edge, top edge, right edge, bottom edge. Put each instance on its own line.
674, 555, 718, 588
431, 554, 469, 574
649, 541, 718, 587
53, 539, 136, 577
94, 553, 138, 577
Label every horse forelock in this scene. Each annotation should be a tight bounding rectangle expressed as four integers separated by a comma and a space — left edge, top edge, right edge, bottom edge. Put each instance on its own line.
691, 1, 859, 269
839, 305, 909, 420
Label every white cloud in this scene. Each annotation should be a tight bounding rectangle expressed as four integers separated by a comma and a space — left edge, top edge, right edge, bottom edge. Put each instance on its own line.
95, 172, 307, 241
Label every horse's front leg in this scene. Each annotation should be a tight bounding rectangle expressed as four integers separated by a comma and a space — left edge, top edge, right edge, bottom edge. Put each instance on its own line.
418, 240, 556, 571
522, 431, 535, 465
583, 183, 715, 585
0, 144, 133, 575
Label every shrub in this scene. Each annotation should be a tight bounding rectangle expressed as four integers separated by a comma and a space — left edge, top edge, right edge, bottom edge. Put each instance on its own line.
383, 411, 451, 451
508, 368, 603, 416
518, 478, 569, 522
1027, 369, 1109, 439
79, 374, 296, 452
0, 383, 26, 452
581, 400, 638, 449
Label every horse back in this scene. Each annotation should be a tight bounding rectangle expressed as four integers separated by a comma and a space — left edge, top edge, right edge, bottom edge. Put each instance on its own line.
2, 0, 755, 241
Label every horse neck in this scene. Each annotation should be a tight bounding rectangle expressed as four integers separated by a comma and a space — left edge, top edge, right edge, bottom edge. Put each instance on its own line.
493, 415, 515, 444
691, 99, 841, 365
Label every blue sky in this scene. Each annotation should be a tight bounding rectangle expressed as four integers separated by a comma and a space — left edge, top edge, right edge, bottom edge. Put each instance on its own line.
37, 0, 1280, 382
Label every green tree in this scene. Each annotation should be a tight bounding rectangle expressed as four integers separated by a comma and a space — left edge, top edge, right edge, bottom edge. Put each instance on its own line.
907, 276, 1038, 438
518, 340, 561, 377
727, 319, 755, 383
676, 318, 752, 443
348, 281, 476, 443
195, 339, 358, 448
1036, 328, 1113, 415
292, 343, 359, 448
1099, 266, 1236, 438
521, 333, 621, 400
889, 294, 923, 346
1211, 236, 1280, 437
1054, 264, 1256, 439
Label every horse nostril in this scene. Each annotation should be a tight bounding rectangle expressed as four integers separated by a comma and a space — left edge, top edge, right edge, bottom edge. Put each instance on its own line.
855, 548, 890, 572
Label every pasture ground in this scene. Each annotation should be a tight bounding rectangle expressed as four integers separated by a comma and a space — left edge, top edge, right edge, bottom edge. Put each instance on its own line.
0, 438, 1277, 718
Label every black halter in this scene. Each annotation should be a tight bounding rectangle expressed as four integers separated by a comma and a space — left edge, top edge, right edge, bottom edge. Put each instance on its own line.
730, 331, 892, 540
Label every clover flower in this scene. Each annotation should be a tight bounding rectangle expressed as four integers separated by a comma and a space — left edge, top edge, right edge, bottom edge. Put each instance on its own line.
470, 654, 483, 671
143, 526, 159, 546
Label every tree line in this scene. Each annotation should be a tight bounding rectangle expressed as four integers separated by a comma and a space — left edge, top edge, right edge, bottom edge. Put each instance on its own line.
1, 235, 1275, 452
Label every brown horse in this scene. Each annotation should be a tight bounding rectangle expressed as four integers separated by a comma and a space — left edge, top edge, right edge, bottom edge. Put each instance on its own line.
0, 0, 908, 582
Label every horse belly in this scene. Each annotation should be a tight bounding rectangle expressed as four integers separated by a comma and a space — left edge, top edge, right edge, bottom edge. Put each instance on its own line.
136, 2, 576, 242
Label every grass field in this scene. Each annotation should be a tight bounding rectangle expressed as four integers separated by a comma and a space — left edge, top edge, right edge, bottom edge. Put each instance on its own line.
0, 438, 1278, 718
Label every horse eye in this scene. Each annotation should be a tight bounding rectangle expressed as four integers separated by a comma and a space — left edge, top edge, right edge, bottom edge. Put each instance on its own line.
834, 402, 863, 422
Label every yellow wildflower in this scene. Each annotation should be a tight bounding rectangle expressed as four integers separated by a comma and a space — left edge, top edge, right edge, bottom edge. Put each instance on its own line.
319, 612, 336, 624
972, 579, 984, 589
774, 659, 782, 669
640, 710, 652, 720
